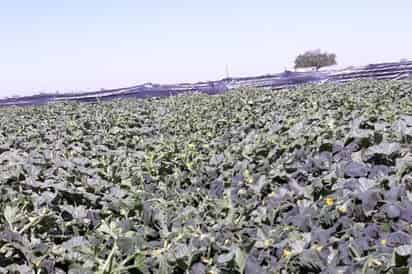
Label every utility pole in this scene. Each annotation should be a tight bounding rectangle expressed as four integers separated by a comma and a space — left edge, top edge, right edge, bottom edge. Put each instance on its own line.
225, 64, 230, 78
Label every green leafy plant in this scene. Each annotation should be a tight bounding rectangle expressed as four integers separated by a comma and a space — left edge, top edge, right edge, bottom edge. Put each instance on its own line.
0, 80, 411, 273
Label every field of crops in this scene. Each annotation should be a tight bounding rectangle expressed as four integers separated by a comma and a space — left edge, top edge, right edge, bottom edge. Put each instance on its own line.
0, 80, 412, 273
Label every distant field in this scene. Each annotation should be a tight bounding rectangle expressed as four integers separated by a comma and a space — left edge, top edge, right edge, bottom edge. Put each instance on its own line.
0, 80, 412, 273
1, 60, 411, 107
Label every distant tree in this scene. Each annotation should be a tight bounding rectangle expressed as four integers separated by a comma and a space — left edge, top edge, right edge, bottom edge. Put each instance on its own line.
294, 49, 337, 70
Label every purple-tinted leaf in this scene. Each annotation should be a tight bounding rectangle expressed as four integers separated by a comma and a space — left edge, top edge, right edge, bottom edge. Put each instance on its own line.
209, 179, 224, 198
244, 256, 264, 274
191, 262, 207, 274
359, 190, 381, 213
363, 224, 381, 239
387, 232, 412, 247
400, 206, 412, 223
384, 204, 401, 219
343, 161, 369, 178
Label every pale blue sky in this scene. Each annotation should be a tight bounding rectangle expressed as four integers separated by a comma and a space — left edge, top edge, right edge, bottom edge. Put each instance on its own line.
0, 0, 411, 97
